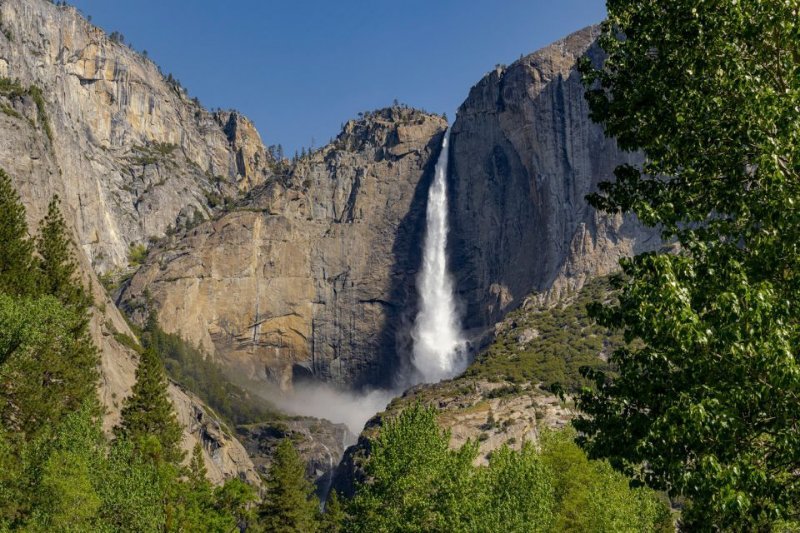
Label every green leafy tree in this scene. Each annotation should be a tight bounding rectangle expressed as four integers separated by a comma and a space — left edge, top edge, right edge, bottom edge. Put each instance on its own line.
0, 426, 23, 528
575, 0, 800, 528
259, 438, 320, 533
35, 195, 90, 311
472, 444, 555, 532
0, 168, 36, 296
347, 403, 475, 532
25, 401, 104, 531
348, 403, 558, 532
115, 347, 184, 466
540, 428, 672, 532
97, 437, 165, 531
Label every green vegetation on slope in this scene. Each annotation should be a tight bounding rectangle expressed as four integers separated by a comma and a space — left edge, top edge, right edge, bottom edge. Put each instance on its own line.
0, 77, 53, 142
133, 313, 281, 428
466, 277, 619, 392
0, 168, 273, 531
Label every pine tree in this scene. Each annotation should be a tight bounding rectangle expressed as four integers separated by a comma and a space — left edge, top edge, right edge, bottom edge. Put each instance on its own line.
215, 478, 258, 531
259, 438, 319, 533
35, 195, 90, 311
115, 347, 184, 465
172, 442, 233, 532
320, 490, 345, 533
188, 443, 208, 489
0, 168, 36, 296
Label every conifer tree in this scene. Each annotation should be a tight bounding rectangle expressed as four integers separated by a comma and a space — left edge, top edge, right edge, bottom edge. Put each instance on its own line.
35, 195, 90, 311
115, 347, 184, 465
173, 442, 233, 532
0, 168, 36, 296
321, 490, 345, 533
259, 438, 319, 533
188, 443, 208, 490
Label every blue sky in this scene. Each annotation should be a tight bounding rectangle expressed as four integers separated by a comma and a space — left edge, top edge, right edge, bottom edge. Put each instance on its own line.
69, 0, 606, 155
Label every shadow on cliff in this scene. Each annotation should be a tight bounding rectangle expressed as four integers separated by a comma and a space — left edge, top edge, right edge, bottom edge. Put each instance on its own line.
359, 128, 448, 390
446, 35, 647, 350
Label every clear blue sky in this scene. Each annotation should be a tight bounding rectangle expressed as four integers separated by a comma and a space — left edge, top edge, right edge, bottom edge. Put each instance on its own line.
69, 0, 606, 155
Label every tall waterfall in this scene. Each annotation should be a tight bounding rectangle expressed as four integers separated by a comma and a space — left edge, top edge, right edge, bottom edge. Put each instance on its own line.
411, 129, 466, 383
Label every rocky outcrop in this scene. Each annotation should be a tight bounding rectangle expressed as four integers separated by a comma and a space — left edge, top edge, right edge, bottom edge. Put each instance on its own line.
0, 0, 272, 272
331, 378, 572, 497
121, 108, 446, 389
448, 26, 659, 341
237, 417, 354, 497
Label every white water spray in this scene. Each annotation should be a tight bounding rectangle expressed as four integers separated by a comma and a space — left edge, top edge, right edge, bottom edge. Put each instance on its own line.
411, 129, 467, 382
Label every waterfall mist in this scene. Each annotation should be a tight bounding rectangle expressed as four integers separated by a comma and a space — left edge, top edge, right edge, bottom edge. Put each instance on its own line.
410, 129, 467, 383
262, 382, 395, 438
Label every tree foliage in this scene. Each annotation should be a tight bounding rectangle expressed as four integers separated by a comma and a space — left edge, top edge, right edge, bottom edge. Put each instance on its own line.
0, 292, 98, 440
0, 168, 36, 296
347, 403, 667, 532
0, 172, 261, 530
320, 490, 346, 533
575, 0, 800, 528
259, 438, 320, 533
347, 403, 480, 532
115, 346, 184, 466
36, 195, 90, 312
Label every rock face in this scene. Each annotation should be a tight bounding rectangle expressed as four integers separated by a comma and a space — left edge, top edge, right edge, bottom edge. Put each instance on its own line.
122, 108, 446, 389
0, 0, 272, 272
448, 26, 659, 340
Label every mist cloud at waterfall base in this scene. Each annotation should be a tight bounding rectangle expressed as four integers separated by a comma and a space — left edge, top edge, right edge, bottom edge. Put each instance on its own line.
253, 382, 398, 437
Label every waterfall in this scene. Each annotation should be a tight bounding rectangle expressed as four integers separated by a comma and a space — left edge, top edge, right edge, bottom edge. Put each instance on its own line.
411, 129, 466, 383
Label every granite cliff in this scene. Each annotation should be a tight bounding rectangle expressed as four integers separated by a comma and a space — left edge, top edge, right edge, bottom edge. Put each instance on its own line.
121, 108, 446, 390
0, 0, 272, 273
121, 26, 658, 392
449, 26, 658, 342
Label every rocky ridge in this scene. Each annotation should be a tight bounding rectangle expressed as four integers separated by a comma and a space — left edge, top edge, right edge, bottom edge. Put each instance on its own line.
0, 0, 273, 272
237, 416, 355, 497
